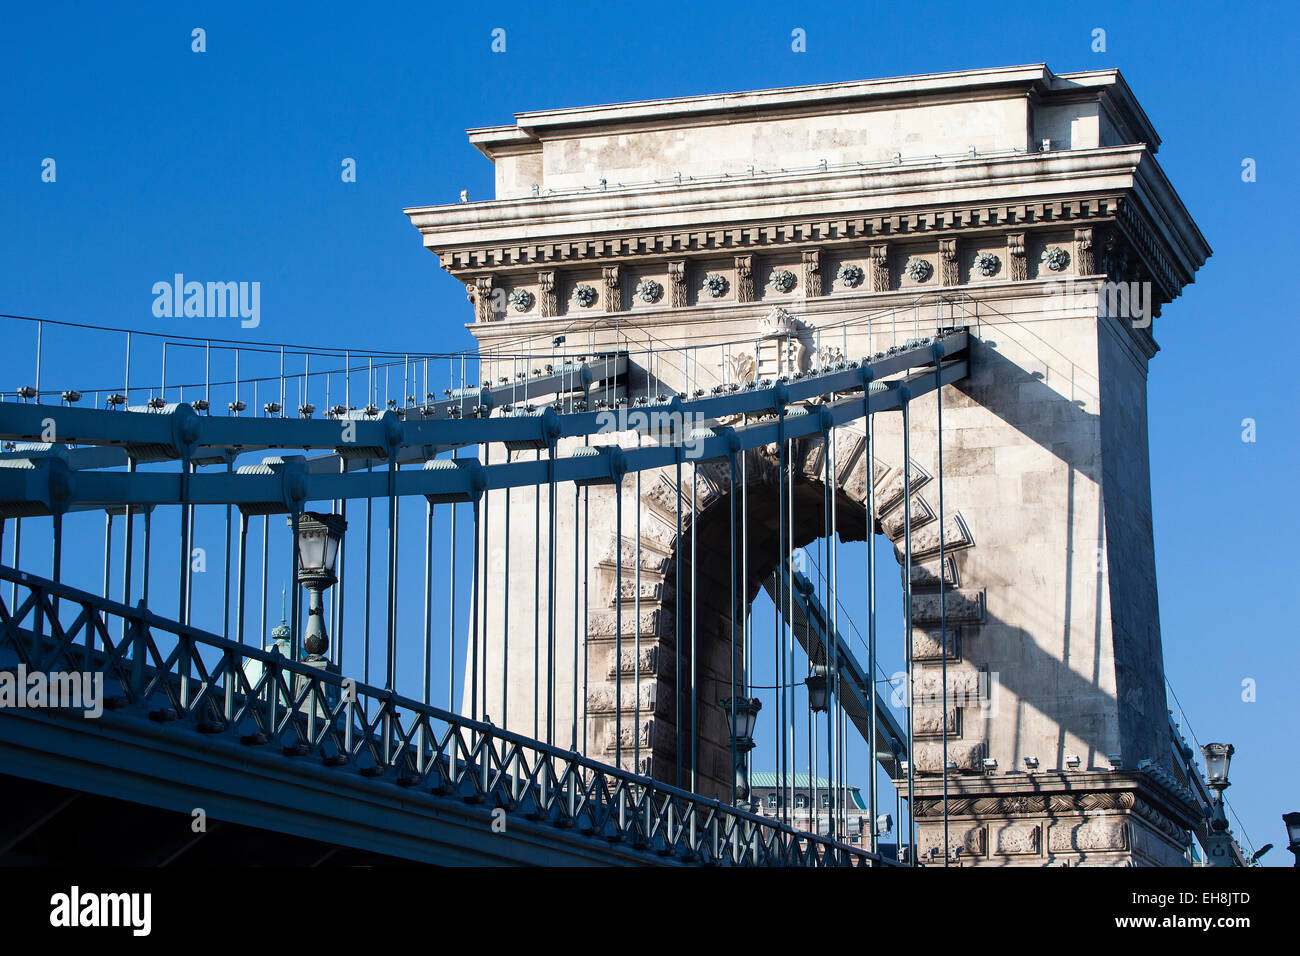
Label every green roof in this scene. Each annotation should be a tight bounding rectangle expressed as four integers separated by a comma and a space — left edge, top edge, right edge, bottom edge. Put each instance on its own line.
749, 773, 866, 810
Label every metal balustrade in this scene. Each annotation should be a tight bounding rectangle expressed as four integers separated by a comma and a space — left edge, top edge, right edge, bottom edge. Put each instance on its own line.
0, 564, 888, 866
0, 312, 975, 866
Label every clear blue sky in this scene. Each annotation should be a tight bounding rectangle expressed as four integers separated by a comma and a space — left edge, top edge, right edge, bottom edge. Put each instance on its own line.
1, 1, 1296, 863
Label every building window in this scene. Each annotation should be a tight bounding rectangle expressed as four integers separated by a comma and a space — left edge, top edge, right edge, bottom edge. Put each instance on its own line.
766, 793, 777, 809
795, 794, 808, 809
821, 794, 830, 809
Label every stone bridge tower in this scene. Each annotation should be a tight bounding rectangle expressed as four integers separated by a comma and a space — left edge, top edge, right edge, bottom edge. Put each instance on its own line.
406, 65, 1210, 866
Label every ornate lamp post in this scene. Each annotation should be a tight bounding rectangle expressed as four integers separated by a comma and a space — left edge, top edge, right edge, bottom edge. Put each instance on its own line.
292, 511, 347, 668
721, 696, 762, 804
1284, 812, 1300, 867
1201, 742, 1236, 867
805, 667, 829, 836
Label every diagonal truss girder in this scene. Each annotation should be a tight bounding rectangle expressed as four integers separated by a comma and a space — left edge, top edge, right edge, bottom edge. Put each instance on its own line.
765, 560, 907, 778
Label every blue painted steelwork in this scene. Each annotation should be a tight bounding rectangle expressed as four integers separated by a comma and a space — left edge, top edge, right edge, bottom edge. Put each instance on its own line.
765, 561, 907, 778
0, 320, 971, 865
0, 564, 890, 866
0, 333, 967, 515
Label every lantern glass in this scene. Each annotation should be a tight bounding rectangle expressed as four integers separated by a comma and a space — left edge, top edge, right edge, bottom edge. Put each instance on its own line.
292, 512, 346, 576
722, 697, 761, 741
1284, 812, 1300, 845
805, 673, 828, 713
298, 528, 327, 571
1202, 742, 1234, 786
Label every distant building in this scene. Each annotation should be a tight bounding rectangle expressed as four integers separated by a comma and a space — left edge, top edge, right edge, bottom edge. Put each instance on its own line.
749, 772, 878, 846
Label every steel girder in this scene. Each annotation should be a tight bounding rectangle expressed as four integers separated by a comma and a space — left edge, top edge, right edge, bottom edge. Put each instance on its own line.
0, 333, 968, 515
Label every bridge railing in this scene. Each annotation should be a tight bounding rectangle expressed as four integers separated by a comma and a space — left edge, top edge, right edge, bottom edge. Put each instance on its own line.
0, 563, 888, 866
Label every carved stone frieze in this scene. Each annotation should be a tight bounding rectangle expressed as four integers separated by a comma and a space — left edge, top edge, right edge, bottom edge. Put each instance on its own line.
1115, 198, 1179, 299
912, 739, 985, 774
915, 793, 1048, 817
587, 607, 668, 641
725, 351, 756, 383
901, 513, 974, 560
908, 555, 959, 590
801, 248, 822, 297
588, 680, 659, 718
1007, 232, 1028, 281
734, 255, 754, 303
919, 825, 986, 859
538, 270, 557, 317
910, 589, 985, 626
1073, 227, 1095, 276
939, 236, 959, 285
869, 243, 890, 291
469, 275, 496, 323
1132, 797, 1194, 843
607, 642, 661, 678
602, 265, 622, 312
912, 626, 961, 662
997, 824, 1042, 855
1100, 227, 1135, 283
668, 260, 687, 308
913, 704, 961, 738
1050, 819, 1129, 853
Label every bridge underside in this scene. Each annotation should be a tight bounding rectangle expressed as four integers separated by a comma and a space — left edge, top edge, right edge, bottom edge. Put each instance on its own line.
0, 704, 673, 867
0, 772, 416, 866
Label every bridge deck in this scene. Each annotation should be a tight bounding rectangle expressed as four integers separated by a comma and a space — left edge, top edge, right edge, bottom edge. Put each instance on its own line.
0, 565, 885, 866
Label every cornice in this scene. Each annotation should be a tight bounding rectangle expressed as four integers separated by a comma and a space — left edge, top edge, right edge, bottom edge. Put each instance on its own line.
1126, 151, 1213, 290
406, 147, 1148, 255
411, 169, 1202, 353
436, 198, 1120, 276
407, 147, 1205, 314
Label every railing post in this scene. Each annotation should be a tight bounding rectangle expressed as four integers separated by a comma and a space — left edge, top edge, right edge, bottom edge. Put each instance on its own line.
223, 647, 234, 723
131, 600, 148, 699
32, 582, 45, 665
538, 746, 550, 812
266, 649, 279, 740
178, 632, 191, 713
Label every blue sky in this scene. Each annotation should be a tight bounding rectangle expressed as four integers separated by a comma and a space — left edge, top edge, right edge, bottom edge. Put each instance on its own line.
2, 1, 1297, 862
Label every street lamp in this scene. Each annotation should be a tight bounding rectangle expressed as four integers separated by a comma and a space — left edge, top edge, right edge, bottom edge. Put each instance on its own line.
1202, 742, 1234, 792
291, 511, 347, 666
1200, 742, 1236, 867
721, 696, 762, 802
805, 667, 828, 714
1284, 812, 1300, 867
